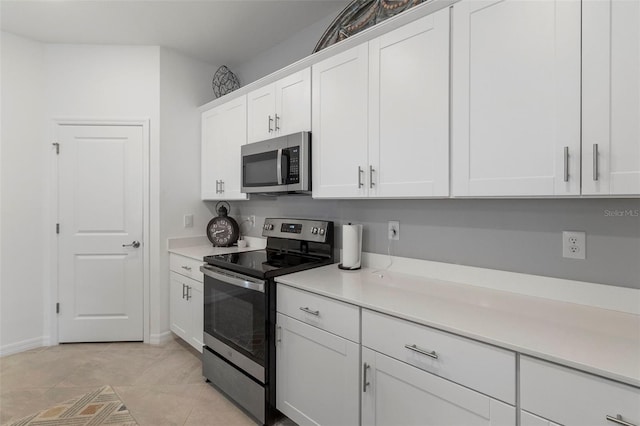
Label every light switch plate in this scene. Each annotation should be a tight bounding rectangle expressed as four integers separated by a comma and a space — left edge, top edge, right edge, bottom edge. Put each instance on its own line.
184, 214, 194, 228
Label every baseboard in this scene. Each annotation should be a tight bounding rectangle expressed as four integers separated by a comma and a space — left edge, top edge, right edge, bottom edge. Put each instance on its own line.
149, 330, 173, 345
0, 336, 46, 357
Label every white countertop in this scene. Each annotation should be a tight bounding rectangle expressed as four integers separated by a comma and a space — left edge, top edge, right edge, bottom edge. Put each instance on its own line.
168, 236, 267, 261
276, 264, 640, 388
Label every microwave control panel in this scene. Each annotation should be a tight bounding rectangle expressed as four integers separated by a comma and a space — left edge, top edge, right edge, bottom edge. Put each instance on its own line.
286, 147, 300, 184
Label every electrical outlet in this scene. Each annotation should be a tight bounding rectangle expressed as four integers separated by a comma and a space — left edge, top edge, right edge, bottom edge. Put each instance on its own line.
249, 215, 256, 228
183, 214, 193, 228
242, 215, 256, 228
388, 221, 400, 241
563, 231, 586, 259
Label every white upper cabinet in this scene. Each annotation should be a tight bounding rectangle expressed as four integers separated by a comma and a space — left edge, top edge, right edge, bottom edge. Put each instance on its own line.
369, 9, 450, 198
452, 0, 581, 197
201, 95, 248, 200
313, 9, 450, 199
312, 44, 369, 198
582, 0, 640, 195
247, 68, 311, 143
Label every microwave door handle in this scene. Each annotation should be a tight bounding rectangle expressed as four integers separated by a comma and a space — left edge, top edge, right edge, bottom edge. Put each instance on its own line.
276, 148, 284, 185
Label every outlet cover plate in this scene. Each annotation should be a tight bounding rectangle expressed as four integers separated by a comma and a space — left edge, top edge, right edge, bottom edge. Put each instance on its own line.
563, 231, 585, 260
388, 221, 400, 241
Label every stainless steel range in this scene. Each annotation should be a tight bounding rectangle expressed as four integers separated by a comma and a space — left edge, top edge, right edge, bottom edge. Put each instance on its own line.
200, 218, 334, 425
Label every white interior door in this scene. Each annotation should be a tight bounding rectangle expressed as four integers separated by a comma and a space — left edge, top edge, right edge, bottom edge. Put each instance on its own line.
57, 123, 145, 342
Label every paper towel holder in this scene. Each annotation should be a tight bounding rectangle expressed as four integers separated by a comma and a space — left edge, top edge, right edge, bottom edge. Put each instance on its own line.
338, 222, 362, 270
338, 263, 360, 270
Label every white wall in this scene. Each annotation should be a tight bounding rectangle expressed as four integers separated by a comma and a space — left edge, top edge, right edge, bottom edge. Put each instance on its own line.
231, 7, 343, 85
158, 47, 217, 338
0, 32, 48, 355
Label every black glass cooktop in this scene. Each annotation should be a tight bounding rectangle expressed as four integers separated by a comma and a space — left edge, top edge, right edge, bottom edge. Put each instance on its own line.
203, 249, 332, 279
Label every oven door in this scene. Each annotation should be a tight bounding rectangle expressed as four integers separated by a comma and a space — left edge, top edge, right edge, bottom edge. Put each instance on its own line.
201, 265, 266, 383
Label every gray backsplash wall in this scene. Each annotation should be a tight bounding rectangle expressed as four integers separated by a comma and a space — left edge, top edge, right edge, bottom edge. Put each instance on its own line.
208, 197, 640, 289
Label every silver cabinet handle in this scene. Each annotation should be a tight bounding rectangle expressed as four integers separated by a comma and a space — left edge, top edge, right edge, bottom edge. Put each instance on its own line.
181, 265, 192, 271
275, 113, 280, 131
363, 362, 371, 392
593, 143, 599, 181
182, 283, 187, 299
563, 146, 569, 182
276, 325, 282, 345
215, 180, 220, 194
369, 165, 375, 188
299, 307, 320, 316
220, 180, 224, 193
122, 241, 140, 248
268, 115, 273, 133
186, 285, 191, 301
606, 415, 636, 426
358, 166, 364, 188
405, 344, 438, 359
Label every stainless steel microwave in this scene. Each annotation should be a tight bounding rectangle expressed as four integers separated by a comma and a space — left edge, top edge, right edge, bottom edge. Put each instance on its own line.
241, 132, 311, 194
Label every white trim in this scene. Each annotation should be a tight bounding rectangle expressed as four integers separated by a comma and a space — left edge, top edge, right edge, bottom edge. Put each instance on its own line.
49, 118, 151, 344
361, 252, 640, 315
0, 337, 47, 357
149, 330, 173, 345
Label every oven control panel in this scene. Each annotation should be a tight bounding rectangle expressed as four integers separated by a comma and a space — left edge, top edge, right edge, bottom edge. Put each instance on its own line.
262, 218, 333, 243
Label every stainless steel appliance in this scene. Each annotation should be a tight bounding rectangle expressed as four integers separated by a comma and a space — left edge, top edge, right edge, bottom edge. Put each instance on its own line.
240, 132, 311, 194
201, 218, 334, 425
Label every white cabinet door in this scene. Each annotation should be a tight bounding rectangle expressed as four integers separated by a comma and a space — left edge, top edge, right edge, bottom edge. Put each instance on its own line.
201, 96, 248, 200
188, 284, 203, 351
582, 0, 640, 195
521, 411, 561, 426
361, 348, 515, 426
248, 68, 311, 143
452, 0, 581, 197
369, 9, 450, 198
275, 68, 311, 138
276, 313, 359, 426
169, 272, 190, 342
247, 85, 275, 143
312, 44, 369, 198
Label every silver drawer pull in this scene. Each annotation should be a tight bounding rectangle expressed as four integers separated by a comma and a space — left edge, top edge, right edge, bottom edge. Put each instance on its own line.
593, 143, 599, 181
363, 362, 371, 392
607, 414, 636, 426
181, 265, 192, 271
405, 344, 438, 359
299, 307, 320, 316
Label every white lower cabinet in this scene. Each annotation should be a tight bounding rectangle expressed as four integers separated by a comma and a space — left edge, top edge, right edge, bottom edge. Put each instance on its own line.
520, 356, 640, 426
169, 254, 204, 352
275, 313, 359, 426
362, 347, 515, 426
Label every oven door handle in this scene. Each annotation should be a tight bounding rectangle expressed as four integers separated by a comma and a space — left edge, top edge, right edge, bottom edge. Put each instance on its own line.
200, 265, 265, 293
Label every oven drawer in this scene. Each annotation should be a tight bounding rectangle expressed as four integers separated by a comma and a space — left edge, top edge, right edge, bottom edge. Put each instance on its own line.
169, 254, 203, 282
362, 309, 516, 404
521, 356, 640, 426
277, 285, 359, 343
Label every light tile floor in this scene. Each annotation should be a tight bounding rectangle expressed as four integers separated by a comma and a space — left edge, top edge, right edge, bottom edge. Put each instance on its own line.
0, 336, 260, 425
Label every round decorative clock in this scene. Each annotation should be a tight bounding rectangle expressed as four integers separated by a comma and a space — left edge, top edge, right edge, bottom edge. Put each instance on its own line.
206, 201, 240, 247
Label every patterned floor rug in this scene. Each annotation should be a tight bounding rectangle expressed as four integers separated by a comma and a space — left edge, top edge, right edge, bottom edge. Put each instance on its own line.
5, 386, 138, 426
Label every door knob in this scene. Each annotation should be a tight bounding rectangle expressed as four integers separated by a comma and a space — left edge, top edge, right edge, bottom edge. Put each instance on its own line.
122, 241, 141, 248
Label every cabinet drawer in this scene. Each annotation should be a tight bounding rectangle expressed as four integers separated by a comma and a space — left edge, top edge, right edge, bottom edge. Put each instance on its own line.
521, 356, 640, 426
169, 254, 204, 282
277, 285, 359, 342
362, 309, 516, 404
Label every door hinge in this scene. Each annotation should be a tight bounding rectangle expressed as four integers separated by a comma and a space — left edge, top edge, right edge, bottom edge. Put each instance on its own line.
56, 223, 60, 234
56, 303, 60, 314
52, 142, 60, 154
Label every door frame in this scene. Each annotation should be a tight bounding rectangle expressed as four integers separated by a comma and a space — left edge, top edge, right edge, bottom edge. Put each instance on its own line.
48, 118, 151, 345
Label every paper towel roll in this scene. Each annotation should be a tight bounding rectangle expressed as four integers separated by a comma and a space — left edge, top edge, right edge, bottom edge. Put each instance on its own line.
342, 224, 363, 269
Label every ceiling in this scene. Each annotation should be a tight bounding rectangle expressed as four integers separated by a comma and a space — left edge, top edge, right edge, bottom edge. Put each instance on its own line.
0, 0, 348, 66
